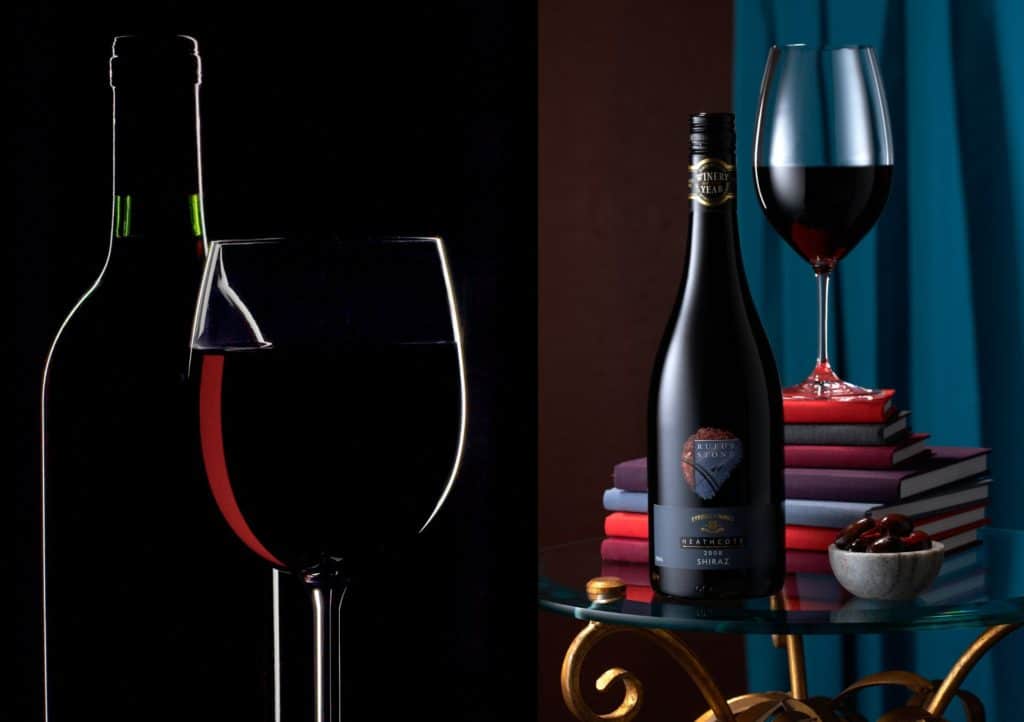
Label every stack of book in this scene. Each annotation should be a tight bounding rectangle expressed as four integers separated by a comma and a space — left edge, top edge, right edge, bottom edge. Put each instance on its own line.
783, 389, 991, 574
598, 390, 992, 601
599, 458, 656, 602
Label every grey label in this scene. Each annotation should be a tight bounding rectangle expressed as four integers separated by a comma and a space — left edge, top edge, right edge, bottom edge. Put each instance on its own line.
653, 505, 750, 570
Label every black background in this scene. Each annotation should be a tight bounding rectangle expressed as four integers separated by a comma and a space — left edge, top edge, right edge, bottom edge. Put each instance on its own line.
14, 2, 536, 719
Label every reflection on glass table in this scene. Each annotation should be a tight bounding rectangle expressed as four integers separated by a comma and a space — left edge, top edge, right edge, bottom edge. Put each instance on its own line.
539, 528, 1023, 721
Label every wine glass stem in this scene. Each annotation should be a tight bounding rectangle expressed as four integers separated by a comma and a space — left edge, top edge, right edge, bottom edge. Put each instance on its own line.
306, 576, 347, 722
816, 270, 831, 369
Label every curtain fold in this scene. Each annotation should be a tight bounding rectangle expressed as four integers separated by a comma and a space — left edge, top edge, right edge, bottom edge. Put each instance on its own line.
734, 0, 1024, 718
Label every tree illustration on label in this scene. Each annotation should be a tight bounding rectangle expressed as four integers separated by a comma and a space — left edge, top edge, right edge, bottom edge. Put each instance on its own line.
682, 427, 743, 500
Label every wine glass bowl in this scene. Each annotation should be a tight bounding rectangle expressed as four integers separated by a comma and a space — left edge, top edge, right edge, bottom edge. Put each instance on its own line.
189, 236, 466, 721
753, 45, 894, 398
754, 164, 892, 274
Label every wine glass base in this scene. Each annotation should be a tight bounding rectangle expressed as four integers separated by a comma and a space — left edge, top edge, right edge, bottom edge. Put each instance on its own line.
783, 363, 886, 401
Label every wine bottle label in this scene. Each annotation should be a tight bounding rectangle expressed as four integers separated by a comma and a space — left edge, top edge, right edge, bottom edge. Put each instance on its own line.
688, 158, 736, 207
652, 505, 750, 570
682, 427, 743, 500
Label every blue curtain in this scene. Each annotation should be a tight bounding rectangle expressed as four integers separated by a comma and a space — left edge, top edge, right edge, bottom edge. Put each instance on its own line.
734, 0, 1024, 718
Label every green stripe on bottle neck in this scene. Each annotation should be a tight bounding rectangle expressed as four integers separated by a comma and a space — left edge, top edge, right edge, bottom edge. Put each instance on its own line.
188, 193, 203, 238
114, 194, 133, 238
112, 192, 205, 240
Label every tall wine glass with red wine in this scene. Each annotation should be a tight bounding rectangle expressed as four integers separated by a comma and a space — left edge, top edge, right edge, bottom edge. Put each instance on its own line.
188, 237, 466, 722
753, 44, 893, 399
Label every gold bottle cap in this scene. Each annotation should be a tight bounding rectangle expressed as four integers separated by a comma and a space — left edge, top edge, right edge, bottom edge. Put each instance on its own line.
586, 576, 626, 602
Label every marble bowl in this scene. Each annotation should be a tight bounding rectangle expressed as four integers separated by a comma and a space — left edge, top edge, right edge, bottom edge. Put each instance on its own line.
828, 541, 945, 600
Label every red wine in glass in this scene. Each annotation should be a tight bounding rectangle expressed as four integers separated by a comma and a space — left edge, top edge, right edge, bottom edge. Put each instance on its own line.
754, 165, 892, 273
196, 342, 462, 572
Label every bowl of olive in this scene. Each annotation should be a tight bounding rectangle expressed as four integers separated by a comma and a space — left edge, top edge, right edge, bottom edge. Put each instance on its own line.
827, 514, 944, 600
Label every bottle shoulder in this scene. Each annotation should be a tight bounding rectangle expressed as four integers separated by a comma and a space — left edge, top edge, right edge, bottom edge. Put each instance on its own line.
44, 268, 112, 378
660, 292, 764, 355
650, 296, 781, 400
44, 254, 201, 397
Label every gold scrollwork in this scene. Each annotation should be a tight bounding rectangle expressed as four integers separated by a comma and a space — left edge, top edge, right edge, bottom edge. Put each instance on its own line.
695, 692, 872, 722
560, 621, 736, 722
834, 670, 945, 722
833, 623, 1021, 721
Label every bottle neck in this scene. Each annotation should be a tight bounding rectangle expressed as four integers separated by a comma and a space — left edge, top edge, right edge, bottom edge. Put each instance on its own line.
111, 83, 206, 256
685, 149, 743, 289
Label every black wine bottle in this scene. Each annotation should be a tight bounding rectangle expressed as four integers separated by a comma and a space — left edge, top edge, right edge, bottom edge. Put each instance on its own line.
41, 36, 270, 720
647, 113, 784, 599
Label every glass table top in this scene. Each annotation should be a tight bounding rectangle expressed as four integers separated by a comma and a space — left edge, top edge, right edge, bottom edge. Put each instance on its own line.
539, 528, 1024, 635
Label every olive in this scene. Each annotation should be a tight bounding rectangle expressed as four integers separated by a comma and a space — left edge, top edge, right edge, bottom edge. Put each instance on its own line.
878, 513, 913, 537
901, 530, 932, 551
834, 516, 877, 550
850, 530, 882, 552
869, 535, 904, 553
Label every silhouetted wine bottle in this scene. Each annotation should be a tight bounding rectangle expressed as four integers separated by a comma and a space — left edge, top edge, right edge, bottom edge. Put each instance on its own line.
41, 36, 270, 720
647, 113, 784, 599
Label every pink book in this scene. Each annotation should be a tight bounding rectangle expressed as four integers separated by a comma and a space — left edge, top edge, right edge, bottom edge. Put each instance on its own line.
600, 537, 649, 564
785, 433, 930, 469
600, 560, 652, 587
785, 549, 831, 574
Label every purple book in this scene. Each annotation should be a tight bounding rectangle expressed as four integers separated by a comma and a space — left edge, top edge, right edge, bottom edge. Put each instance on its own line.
785, 447, 989, 502
612, 458, 648, 491
600, 537, 649, 564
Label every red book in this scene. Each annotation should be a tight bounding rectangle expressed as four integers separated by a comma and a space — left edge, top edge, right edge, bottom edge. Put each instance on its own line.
782, 516, 983, 553
598, 562, 655, 600
782, 596, 843, 611
626, 585, 655, 602
785, 526, 836, 551
785, 504, 987, 551
783, 389, 896, 424
600, 537, 649, 564
784, 433, 930, 469
785, 524, 984, 573
604, 512, 648, 539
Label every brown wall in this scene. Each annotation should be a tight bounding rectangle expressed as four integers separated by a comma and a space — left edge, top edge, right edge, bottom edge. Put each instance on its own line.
538, 1, 747, 719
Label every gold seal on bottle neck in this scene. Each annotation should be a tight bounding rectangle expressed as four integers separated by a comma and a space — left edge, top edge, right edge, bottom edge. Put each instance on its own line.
688, 157, 737, 207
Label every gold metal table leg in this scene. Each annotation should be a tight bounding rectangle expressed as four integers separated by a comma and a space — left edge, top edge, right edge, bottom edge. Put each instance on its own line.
785, 634, 808, 702
924, 622, 1021, 718
773, 593, 809, 701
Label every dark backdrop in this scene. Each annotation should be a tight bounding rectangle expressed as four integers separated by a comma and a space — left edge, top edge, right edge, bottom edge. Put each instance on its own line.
13, 2, 536, 720
538, 1, 748, 719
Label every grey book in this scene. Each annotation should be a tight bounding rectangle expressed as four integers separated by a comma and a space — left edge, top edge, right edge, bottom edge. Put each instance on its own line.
784, 410, 911, 446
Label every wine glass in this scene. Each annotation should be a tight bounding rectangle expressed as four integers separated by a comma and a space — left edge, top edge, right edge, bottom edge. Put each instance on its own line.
753, 44, 894, 399
188, 237, 466, 722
